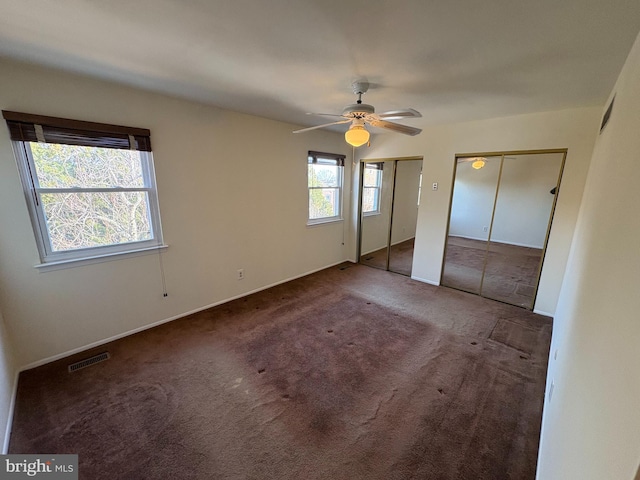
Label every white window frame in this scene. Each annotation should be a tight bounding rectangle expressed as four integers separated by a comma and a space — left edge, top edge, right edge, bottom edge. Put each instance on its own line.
307, 151, 345, 225
5, 112, 164, 267
362, 163, 383, 216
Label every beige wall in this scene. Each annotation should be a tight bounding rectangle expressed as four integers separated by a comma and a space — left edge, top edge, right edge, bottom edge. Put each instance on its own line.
0, 58, 352, 367
537, 31, 640, 480
357, 106, 601, 315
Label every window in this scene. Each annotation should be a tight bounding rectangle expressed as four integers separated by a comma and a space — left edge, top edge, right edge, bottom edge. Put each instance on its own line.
307, 151, 345, 224
3, 111, 164, 265
362, 163, 383, 215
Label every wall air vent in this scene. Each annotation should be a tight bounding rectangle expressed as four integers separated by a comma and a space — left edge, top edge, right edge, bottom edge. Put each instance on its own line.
600, 96, 615, 133
68, 352, 110, 373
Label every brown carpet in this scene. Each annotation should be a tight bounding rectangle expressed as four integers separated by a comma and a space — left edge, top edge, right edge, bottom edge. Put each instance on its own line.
442, 237, 543, 308
9, 263, 552, 480
360, 238, 415, 276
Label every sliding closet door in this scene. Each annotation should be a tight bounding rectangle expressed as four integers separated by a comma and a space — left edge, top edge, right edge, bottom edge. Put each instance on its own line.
482, 152, 564, 308
442, 150, 565, 309
359, 157, 423, 276
441, 156, 501, 294
359, 161, 394, 270
389, 160, 422, 276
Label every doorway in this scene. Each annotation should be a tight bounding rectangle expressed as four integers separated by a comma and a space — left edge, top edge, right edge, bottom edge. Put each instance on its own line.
358, 157, 423, 277
441, 150, 566, 309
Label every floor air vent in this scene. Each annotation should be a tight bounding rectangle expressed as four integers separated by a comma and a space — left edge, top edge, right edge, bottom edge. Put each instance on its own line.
68, 352, 110, 373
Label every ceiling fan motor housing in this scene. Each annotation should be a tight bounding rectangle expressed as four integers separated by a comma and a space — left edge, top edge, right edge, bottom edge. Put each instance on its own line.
342, 103, 375, 117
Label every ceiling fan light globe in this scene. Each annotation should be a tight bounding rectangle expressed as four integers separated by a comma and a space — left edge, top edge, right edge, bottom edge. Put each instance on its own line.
345, 125, 370, 147
472, 159, 486, 169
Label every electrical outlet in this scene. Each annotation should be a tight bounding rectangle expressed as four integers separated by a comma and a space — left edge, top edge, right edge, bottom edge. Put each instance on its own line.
432, 182, 438, 190
483, 226, 488, 232
237, 269, 244, 280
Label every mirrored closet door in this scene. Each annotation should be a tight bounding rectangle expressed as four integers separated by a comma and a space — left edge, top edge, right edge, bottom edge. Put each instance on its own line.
359, 158, 423, 276
441, 150, 566, 309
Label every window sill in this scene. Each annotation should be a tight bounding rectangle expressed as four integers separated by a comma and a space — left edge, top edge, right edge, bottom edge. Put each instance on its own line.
363, 211, 381, 217
307, 218, 344, 227
35, 244, 169, 272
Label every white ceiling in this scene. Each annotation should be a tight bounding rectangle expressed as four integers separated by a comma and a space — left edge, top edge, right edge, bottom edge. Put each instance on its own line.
1, 0, 640, 132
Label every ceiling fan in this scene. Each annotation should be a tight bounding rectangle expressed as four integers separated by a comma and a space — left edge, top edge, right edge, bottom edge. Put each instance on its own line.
293, 81, 422, 147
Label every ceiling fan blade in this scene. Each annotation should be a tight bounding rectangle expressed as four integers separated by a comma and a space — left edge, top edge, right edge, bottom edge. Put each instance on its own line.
306, 112, 346, 118
377, 108, 422, 120
368, 119, 422, 136
293, 119, 351, 134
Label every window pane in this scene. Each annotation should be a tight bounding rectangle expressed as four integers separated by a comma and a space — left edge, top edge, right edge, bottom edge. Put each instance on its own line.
309, 188, 339, 219
40, 192, 152, 252
362, 187, 379, 213
30, 143, 145, 189
364, 168, 381, 187
308, 164, 339, 188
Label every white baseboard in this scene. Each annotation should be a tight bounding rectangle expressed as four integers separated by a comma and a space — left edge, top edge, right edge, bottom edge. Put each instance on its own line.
449, 234, 543, 250
18, 259, 352, 372
411, 275, 439, 286
492, 238, 544, 249
362, 236, 415, 256
391, 236, 415, 247
533, 309, 554, 318
449, 233, 488, 242
361, 246, 387, 256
